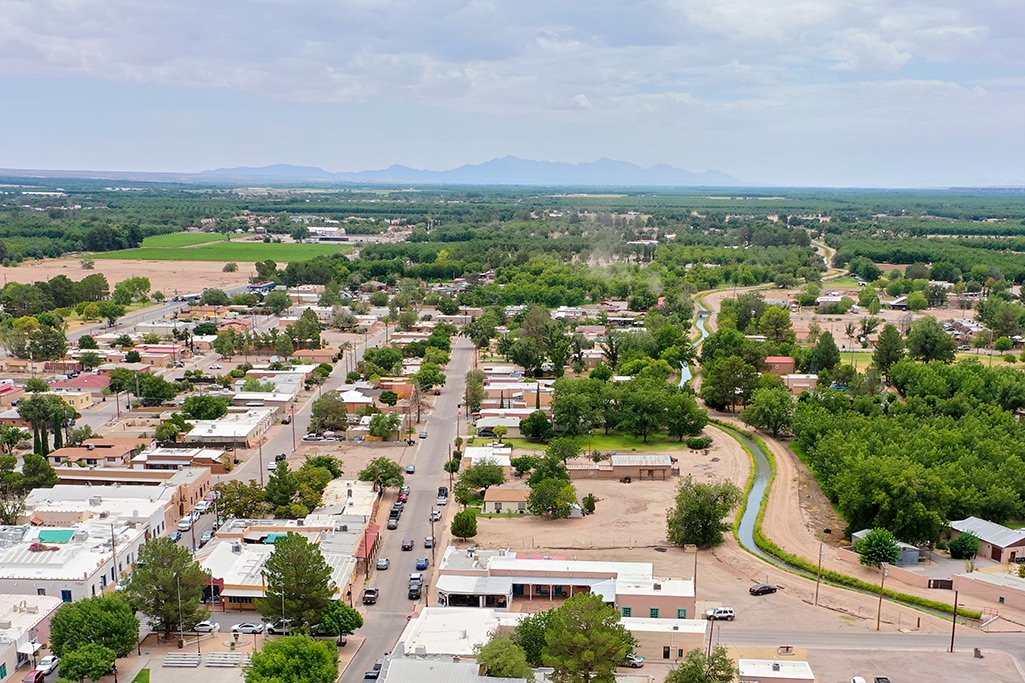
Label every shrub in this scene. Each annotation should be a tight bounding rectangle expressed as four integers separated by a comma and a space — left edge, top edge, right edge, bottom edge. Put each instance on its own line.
686, 436, 713, 449
948, 532, 980, 560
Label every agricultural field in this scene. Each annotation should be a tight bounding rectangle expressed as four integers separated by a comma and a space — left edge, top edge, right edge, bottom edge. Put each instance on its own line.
138, 232, 223, 247
94, 240, 351, 262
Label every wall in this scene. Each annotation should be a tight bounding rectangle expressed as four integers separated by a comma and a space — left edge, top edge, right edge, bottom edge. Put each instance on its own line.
618, 593, 696, 620
835, 548, 930, 589
953, 573, 1025, 611
631, 628, 706, 662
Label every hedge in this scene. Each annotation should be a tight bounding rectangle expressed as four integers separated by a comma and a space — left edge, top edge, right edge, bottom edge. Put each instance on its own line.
712, 419, 981, 620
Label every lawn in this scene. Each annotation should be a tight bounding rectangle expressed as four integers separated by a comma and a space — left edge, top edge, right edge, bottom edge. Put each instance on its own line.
140, 233, 222, 247
95, 241, 352, 262
131, 670, 150, 683
494, 432, 693, 454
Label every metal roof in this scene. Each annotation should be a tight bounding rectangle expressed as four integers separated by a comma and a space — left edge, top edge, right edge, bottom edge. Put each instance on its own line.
951, 517, 1025, 549
610, 454, 673, 467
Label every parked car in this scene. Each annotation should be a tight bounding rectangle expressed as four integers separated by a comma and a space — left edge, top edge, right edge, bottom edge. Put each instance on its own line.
622, 654, 646, 668
851, 678, 867, 683
231, 622, 265, 634
267, 461, 278, 471
436, 496, 448, 506
874, 679, 892, 683
387, 518, 399, 530
392, 500, 405, 510
169, 530, 182, 542
401, 539, 414, 551
303, 433, 324, 441
194, 500, 212, 513
362, 588, 379, 605
275, 453, 287, 462
705, 607, 735, 621
281, 415, 291, 424
408, 584, 422, 599
266, 622, 291, 635
177, 519, 192, 532
199, 531, 214, 546
415, 557, 429, 570
419, 431, 428, 438
397, 492, 408, 502
377, 558, 391, 570
400, 485, 411, 495
430, 510, 441, 521
194, 621, 220, 633
749, 584, 777, 596
22, 671, 44, 683
364, 660, 384, 679
438, 486, 449, 497
36, 656, 60, 675
424, 536, 434, 548
210, 364, 222, 369
405, 464, 415, 474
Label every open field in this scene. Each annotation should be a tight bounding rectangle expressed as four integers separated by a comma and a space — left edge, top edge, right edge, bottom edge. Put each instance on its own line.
139, 233, 223, 247
94, 241, 351, 262
499, 432, 698, 455
0, 257, 252, 294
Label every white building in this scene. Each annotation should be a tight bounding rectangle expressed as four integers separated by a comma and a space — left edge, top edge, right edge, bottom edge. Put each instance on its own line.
738, 659, 816, 683
0, 594, 63, 681
186, 407, 276, 447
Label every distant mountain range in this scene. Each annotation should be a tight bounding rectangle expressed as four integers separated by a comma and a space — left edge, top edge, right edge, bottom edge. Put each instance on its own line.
199, 156, 747, 186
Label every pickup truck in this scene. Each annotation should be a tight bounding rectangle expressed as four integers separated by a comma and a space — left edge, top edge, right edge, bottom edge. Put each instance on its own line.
362, 588, 379, 605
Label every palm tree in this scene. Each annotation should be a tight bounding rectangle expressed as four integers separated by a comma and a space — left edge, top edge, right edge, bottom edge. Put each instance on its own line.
845, 323, 857, 364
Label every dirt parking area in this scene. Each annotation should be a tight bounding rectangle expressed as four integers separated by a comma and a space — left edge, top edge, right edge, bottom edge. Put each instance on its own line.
0, 256, 251, 294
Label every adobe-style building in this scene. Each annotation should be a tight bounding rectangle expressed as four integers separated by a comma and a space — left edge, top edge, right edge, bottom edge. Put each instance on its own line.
764, 356, 796, 376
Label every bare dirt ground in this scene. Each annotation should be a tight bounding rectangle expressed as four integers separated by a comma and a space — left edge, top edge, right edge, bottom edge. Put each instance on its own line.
806, 647, 1023, 683
0, 256, 252, 294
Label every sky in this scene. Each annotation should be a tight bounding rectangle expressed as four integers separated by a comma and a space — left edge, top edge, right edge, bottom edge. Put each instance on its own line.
1, 0, 1023, 187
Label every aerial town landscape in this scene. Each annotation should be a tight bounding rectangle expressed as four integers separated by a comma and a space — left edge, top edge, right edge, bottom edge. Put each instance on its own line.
0, 3, 1022, 683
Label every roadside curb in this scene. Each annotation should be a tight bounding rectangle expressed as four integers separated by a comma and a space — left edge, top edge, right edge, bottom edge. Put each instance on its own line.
336, 634, 366, 680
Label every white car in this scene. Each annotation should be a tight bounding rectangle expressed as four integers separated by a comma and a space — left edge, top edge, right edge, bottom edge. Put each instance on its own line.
36, 656, 60, 675
231, 622, 265, 634
436, 496, 448, 506
194, 500, 212, 513
267, 461, 278, 471
210, 364, 222, 369
194, 620, 220, 633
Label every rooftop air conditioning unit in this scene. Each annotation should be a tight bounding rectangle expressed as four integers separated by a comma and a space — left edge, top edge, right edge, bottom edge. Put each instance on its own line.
0, 620, 11, 629
296, 519, 304, 526
772, 663, 781, 672
232, 544, 242, 554
99, 511, 109, 519
653, 583, 662, 591
86, 444, 95, 451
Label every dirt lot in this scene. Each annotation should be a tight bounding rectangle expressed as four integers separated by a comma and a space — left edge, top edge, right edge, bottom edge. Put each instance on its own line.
0, 256, 251, 294
806, 647, 1023, 683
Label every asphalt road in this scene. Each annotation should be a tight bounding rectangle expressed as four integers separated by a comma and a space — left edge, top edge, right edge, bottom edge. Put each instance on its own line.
342, 336, 474, 681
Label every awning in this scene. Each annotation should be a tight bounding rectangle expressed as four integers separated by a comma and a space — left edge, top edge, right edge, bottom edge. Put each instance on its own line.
263, 533, 288, 544
38, 529, 75, 543
17, 642, 41, 655
220, 588, 265, 598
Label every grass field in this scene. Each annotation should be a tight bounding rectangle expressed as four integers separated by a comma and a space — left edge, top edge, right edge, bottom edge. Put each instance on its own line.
95, 241, 351, 262
140, 233, 223, 247
492, 432, 692, 454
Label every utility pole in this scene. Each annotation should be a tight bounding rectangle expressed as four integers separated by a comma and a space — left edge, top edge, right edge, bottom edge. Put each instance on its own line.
949, 590, 959, 653
876, 564, 888, 631
814, 542, 824, 606
259, 438, 265, 487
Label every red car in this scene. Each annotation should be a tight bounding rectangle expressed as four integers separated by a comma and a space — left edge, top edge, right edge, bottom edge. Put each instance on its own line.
23, 672, 45, 683
397, 492, 408, 502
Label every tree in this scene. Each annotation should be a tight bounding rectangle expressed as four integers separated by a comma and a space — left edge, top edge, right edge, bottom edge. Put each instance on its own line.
257, 534, 336, 630
509, 337, 543, 374
475, 637, 533, 679
79, 351, 103, 369
948, 532, 980, 560
319, 601, 363, 645
358, 457, 405, 493
304, 454, 343, 478
245, 635, 338, 683
309, 394, 349, 433
513, 610, 554, 666
24, 377, 49, 393
665, 393, 708, 441
492, 424, 508, 443
59, 643, 115, 682
123, 538, 209, 638
873, 324, 905, 378
451, 509, 478, 539
0, 425, 28, 454
214, 479, 267, 518
528, 454, 570, 488
666, 476, 742, 548
201, 288, 229, 306
78, 334, 98, 350
854, 527, 901, 568
50, 594, 139, 657
664, 646, 737, 683
542, 592, 636, 683
527, 478, 577, 519
700, 355, 759, 412
619, 382, 667, 442
379, 390, 399, 407
368, 412, 401, 439
552, 390, 596, 437
907, 291, 929, 311
460, 459, 506, 490
265, 291, 292, 316
758, 306, 796, 344
906, 317, 957, 363
22, 453, 59, 490
414, 362, 447, 391
740, 386, 795, 437
520, 410, 555, 441
181, 395, 230, 421
96, 301, 126, 327
995, 336, 1014, 352
263, 462, 299, 510
812, 331, 841, 372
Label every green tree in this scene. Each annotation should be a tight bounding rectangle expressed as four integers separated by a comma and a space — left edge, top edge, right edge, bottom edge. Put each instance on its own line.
201, 288, 229, 306
740, 386, 795, 437
181, 395, 230, 420
96, 301, 126, 327
812, 331, 841, 372
700, 355, 759, 412
451, 509, 479, 539
906, 317, 957, 363
664, 646, 738, 683
379, 390, 399, 406
368, 412, 401, 439
50, 594, 139, 657
475, 636, 533, 679
58, 643, 115, 682
123, 538, 209, 639
492, 424, 509, 443
274, 332, 295, 358
872, 323, 906, 378
25, 377, 49, 393
319, 601, 363, 645
214, 479, 267, 518
665, 393, 708, 442
618, 382, 668, 442
758, 306, 796, 344
303, 455, 344, 478
358, 457, 405, 493
264, 291, 292, 316
546, 438, 580, 464
527, 479, 577, 519
265, 461, 300, 509
513, 610, 554, 666
245, 635, 338, 683
666, 476, 742, 548
78, 334, 98, 349
309, 393, 349, 433
551, 391, 595, 437
460, 459, 506, 491
257, 534, 336, 630
79, 351, 103, 369
542, 592, 636, 683
855, 528, 901, 568
907, 291, 928, 311
520, 410, 555, 441
212, 330, 238, 358
414, 362, 446, 391
948, 532, 980, 560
